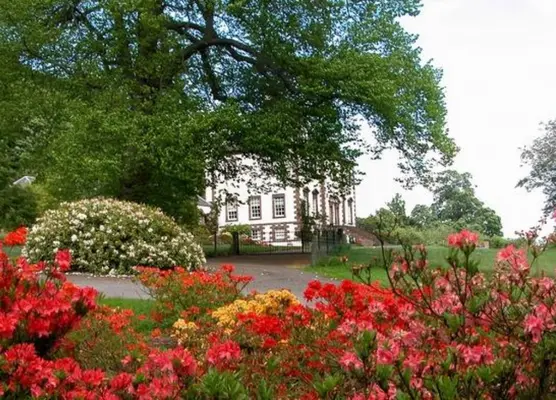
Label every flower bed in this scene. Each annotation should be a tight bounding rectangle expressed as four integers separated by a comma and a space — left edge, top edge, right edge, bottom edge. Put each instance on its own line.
1, 228, 555, 398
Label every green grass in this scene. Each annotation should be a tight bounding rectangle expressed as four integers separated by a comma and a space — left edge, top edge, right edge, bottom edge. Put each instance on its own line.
98, 297, 157, 334
3, 245, 22, 258
307, 245, 556, 286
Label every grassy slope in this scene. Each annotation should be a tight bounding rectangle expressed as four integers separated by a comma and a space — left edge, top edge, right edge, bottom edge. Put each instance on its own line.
307, 246, 556, 286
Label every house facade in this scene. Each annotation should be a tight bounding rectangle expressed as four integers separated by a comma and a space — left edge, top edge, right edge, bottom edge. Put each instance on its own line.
205, 178, 356, 244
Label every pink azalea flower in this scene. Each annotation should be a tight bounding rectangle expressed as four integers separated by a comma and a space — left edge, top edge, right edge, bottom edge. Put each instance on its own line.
339, 352, 363, 371
524, 314, 544, 343
447, 230, 479, 249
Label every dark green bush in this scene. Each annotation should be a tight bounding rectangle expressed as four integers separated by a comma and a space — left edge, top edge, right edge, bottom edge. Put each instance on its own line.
0, 186, 38, 230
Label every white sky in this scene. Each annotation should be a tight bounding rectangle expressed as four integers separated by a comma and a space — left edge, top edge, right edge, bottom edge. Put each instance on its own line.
356, 0, 556, 237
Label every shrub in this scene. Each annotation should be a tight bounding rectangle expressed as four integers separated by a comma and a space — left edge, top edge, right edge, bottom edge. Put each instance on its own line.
489, 235, 527, 249
0, 247, 97, 357
23, 197, 205, 275
0, 185, 38, 230
137, 265, 252, 328
55, 306, 149, 374
392, 226, 425, 245
420, 223, 458, 245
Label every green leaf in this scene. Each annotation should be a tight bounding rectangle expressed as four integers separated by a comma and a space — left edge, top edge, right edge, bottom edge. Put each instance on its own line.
314, 374, 342, 399
436, 376, 459, 400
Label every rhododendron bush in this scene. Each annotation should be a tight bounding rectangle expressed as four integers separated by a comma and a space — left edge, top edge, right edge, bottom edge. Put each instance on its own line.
1, 228, 556, 399
23, 197, 205, 275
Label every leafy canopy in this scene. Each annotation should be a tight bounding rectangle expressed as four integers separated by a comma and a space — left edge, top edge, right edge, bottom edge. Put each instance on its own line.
0, 0, 456, 221
430, 170, 503, 237
518, 120, 556, 214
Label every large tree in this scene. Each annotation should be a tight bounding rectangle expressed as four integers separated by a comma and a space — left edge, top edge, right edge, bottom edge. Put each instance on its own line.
0, 0, 456, 221
387, 193, 408, 225
518, 120, 556, 215
409, 204, 436, 228
431, 170, 503, 237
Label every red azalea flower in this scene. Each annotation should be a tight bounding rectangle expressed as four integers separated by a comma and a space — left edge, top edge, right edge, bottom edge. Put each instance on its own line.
55, 249, 72, 272
206, 340, 241, 368
447, 229, 479, 249
3, 227, 27, 247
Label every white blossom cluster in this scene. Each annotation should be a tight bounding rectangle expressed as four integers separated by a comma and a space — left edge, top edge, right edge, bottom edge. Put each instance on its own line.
23, 198, 205, 275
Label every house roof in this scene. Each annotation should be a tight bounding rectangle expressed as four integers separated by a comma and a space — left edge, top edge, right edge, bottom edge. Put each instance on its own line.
197, 196, 212, 214
197, 196, 211, 208
13, 176, 36, 186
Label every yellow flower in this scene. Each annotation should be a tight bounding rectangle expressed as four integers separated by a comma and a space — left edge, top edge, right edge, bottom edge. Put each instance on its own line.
171, 319, 198, 344
212, 290, 300, 326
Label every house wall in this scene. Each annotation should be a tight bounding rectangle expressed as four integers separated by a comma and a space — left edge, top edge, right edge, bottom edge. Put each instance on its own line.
205, 162, 357, 243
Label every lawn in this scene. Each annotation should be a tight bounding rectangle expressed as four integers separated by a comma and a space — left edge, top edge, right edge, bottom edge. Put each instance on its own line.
98, 297, 157, 334
3, 245, 22, 258
307, 245, 556, 286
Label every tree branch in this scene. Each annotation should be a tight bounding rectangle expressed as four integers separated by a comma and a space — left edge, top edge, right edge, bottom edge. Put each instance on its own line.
166, 20, 206, 35
181, 37, 257, 61
200, 49, 227, 101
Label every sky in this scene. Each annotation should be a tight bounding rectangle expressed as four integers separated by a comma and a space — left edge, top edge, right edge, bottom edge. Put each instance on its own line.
355, 0, 556, 237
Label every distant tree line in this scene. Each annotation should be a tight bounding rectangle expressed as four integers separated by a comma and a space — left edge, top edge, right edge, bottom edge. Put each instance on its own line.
358, 169, 507, 246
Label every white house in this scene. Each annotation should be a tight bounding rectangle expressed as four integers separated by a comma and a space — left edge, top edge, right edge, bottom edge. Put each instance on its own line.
205, 172, 356, 244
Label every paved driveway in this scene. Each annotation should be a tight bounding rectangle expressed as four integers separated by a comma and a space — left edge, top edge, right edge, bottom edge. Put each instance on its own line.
67, 254, 339, 301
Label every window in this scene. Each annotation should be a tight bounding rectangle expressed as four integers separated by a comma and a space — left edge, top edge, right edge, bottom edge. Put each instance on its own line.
348, 199, 354, 225
249, 196, 261, 220
274, 227, 286, 241
303, 188, 310, 215
226, 201, 238, 221
273, 194, 286, 218
251, 229, 261, 241
329, 201, 335, 225
312, 190, 319, 216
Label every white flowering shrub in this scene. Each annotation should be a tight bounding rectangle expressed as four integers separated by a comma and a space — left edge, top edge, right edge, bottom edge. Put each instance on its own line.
23, 198, 205, 275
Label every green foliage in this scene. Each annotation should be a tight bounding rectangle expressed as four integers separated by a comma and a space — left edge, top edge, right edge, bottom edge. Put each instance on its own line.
23, 198, 205, 275
358, 208, 400, 244
393, 226, 425, 245
518, 119, 556, 214
409, 204, 437, 228
138, 267, 245, 329
222, 224, 251, 236
297, 200, 316, 241
0, 185, 38, 230
488, 236, 526, 249
314, 374, 342, 399
190, 370, 249, 400
387, 193, 408, 225
0, 0, 455, 223
431, 170, 503, 237
57, 309, 141, 374
420, 223, 458, 246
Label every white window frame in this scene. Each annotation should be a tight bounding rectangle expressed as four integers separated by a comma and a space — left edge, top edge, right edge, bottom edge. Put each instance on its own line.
251, 229, 262, 241
274, 227, 286, 241
249, 196, 262, 220
273, 194, 286, 218
303, 189, 310, 215
312, 191, 319, 216
226, 201, 238, 222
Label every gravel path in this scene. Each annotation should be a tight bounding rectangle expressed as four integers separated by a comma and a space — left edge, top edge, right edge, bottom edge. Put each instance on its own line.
67, 255, 338, 301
